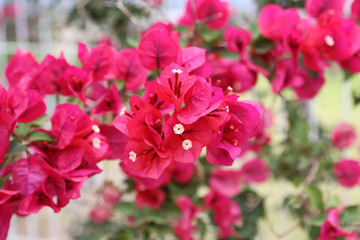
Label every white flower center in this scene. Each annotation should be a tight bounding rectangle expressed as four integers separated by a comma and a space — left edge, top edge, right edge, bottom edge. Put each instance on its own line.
129, 151, 137, 162
120, 106, 126, 116
182, 139, 192, 150
92, 137, 101, 149
171, 69, 183, 74
324, 35, 335, 47
92, 125, 100, 133
226, 106, 229, 112
173, 123, 185, 134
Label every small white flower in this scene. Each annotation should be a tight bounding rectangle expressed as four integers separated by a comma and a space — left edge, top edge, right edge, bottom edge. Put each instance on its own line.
129, 151, 137, 162
171, 69, 183, 74
182, 139, 192, 150
173, 123, 185, 135
119, 106, 126, 116
92, 125, 100, 133
92, 137, 101, 149
324, 35, 335, 47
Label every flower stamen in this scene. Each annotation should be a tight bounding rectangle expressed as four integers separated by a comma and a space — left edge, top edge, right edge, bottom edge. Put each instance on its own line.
129, 151, 137, 162
182, 139, 192, 150
173, 123, 185, 134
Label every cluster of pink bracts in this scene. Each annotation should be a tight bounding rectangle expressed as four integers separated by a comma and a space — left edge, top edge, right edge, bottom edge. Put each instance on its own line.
1, 0, 360, 239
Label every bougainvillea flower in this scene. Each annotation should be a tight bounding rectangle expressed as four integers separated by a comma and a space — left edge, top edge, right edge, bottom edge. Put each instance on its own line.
164, 114, 212, 163
334, 159, 360, 188
30, 54, 69, 96
331, 123, 357, 150
178, 84, 225, 125
204, 190, 242, 239
155, 63, 196, 109
138, 26, 180, 71
258, 4, 300, 41
272, 60, 302, 94
122, 135, 171, 179
239, 109, 272, 155
113, 94, 163, 142
181, 47, 212, 78
91, 84, 122, 115
143, 81, 175, 115
1, 155, 47, 197
86, 132, 110, 161
179, 0, 230, 30
303, 12, 360, 65
241, 158, 269, 183
17, 183, 60, 215
174, 196, 201, 240
206, 98, 264, 166
227, 60, 261, 93
135, 187, 165, 209
90, 202, 113, 224
6, 88, 46, 123
306, 0, 345, 18
5, 49, 39, 88
206, 139, 242, 166
224, 26, 252, 58
120, 162, 171, 190
115, 48, 148, 92
57, 66, 91, 102
317, 209, 351, 240
352, 0, 360, 23
176, 77, 212, 123
171, 162, 195, 185
102, 186, 121, 206
210, 168, 242, 197
271, 60, 325, 100
51, 103, 92, 148
340, 50, 360, 73
78, 43, 116, 81
99, 124, 129, 160
226, 97, 264, 135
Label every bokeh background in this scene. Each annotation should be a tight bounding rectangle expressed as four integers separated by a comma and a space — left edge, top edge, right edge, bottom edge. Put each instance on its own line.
1, 0, 360, 239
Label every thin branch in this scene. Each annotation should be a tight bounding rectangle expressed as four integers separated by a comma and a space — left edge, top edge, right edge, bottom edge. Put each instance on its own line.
115, 0, 140, 33
269, 217, 303, 239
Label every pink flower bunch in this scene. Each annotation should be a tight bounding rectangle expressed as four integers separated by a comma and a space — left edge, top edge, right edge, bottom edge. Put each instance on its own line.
254, 0, 360, 99
90, 185, 121, 224
0, 42, 141, 239
317, 209, 357, 240
113, 59, 263, 179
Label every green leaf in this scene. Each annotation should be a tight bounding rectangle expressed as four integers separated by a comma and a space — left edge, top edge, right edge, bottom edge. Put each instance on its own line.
107, 231, 131, 240
305, 185, 323, 211
252, 36, 274, 54
340, 206, 360, 227
233, 189, 265, 239
5, 139, 26, 156
31, 114, 48, 126
311, 214, 328, 227
14, 115, 48, 137
29, 131, 54, 142
114, 202, 139, 217
324, 195, 341, 209
199, 26, 224, 43
126, 37, 140, 48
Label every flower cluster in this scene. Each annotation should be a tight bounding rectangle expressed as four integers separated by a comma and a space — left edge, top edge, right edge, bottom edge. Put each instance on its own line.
0, 43, 133, 239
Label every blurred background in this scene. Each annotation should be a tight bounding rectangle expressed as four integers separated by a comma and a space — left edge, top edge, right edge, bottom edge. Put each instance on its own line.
1, 0, 360, 239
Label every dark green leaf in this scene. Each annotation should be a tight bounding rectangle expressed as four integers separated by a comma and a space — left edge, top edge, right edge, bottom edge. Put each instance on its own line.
5, 139, 26, 156
29, 131, 54, 142
305, 185, 323, 211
